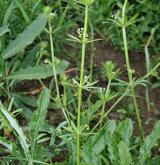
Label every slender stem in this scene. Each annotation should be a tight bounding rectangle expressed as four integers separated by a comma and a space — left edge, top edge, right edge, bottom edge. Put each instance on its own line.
100, 79, 111, 128
89, 22, 94, 82
144, 26, 158, 112
121, 0, 144, 140
122, 26, 144, 140
145, 88, 150, 112
100, 102, 105, 128
76, 5, 89, 165
145, 42, 151, 112
145, 46, 150, 74
106, 79, 111, 93
48, 19, 70, 126
48, 20, 61, 103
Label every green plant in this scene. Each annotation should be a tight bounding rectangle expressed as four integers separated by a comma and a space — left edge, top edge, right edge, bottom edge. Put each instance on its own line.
106, 0, 144, 140
58, 118, 160, 164
98, 61, 119, 128
76, 1, 90, 164
0, 87, 52, 164
94, 0, 160, 52
144, 25, 159, 112
1, 0, 160, 164
121, 0, 144, 140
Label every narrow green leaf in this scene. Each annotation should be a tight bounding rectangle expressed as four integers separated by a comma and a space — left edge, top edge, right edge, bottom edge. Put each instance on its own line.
0, 102, 30, 158
29, 87, 50, 142
92, 120, 116, 155
12, 94, 58, 109
117, 119, 133, 146
5, 60, 68, 80
78, 0, 95, 6
21, 43, 40, 67
0, 56, 4, 77
88, 100, 103, 114
2, 13, 48, 59
0, 136, 13, 153
0, 24, 9, 36
139, 120, 160, 163
118, 141, 132, 165
14, 0, 31, 24
13, 95, 33, 120
3, 1, 15, 25
107, 133, 118, 163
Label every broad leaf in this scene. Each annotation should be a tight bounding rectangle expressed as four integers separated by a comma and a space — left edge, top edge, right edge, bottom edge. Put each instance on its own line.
5, 60, 68, 80
13, 94, 58, 109
2, 13, 48, 59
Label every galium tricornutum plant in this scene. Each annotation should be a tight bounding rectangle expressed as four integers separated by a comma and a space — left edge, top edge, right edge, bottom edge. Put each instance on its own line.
44, 7, 70, 125
76, 0, 94, 164
99, 61, 119, 128
121, 0, 144, 140
107, 0, 144, 140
